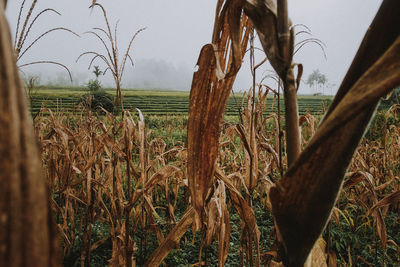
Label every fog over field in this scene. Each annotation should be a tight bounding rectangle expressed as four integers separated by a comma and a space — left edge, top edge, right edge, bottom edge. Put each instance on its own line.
6, 0, 381, 94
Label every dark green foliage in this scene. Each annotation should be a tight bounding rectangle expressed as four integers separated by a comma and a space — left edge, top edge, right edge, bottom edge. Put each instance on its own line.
62, 221, 112, 267
365, 109, 400, 141
81, 90, 115, 114
365, 111, 387, 141
87, 79, 102, 92
147, 115, 188, 147
325, 210, 400, 266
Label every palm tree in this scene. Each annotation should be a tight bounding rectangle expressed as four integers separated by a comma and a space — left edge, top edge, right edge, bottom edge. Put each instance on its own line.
92, 65, 102, 80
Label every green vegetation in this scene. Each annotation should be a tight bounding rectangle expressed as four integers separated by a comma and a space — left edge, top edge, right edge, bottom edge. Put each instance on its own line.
29, 86, 337, 116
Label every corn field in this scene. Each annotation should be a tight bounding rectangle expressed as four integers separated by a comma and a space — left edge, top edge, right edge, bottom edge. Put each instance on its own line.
31, 90, 400, 266
1, 0, 400, 267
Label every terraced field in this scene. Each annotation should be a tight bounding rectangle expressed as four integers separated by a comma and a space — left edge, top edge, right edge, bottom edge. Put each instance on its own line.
29, 86, 338, 116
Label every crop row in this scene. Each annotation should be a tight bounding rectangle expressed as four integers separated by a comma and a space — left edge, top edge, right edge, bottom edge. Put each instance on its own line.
30, 93, 334, 116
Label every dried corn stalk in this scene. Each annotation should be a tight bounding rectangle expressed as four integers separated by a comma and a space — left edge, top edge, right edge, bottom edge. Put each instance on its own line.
268, 1, 400, 265
243, 0, 301, 167
184, 0, 400, 265
0, 4, 60, 266
145, 1, 252, 265
187, 0, 251, 228
39, 108, 185, 266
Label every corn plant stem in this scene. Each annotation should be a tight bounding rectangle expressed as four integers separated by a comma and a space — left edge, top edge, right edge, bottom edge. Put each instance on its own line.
81, 127, 92, 267
140, 211, 144, 264
125, 132, 132, 267
124, 210, 132, 267
111, 123, 120, 258
240, 245, 244, 266
248, 30, 256, 267
114, 81, 124, 113
283, 69, 301, 167
277, 80, 284, 177
249, 228, 254, 267
89, 128, 96, 266
85, 123, 96, 267
112, 155, 117, 215
83, 183, 93, 267
198, 231, 204, 264
277, 0, 290, 63
278, 0, 301, 167
249, 29, 256, 195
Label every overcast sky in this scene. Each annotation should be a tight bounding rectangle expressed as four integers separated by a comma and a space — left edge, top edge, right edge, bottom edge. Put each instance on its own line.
6, 0, 382, 94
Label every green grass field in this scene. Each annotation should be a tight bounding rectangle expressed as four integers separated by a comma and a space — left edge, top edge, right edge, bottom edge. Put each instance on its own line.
28, 86, 338, 116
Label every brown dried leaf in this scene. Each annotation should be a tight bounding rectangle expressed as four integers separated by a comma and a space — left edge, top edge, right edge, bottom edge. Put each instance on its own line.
187, 44, 219, 226
218, 206, 230, 267
188, 2, 251, 226
131, 165, 181, 206
145, 207, 195, 267
244, 0, 292, 78
205, 197, 219, 247
368, 190, 400, 215
343, 171, 374, 189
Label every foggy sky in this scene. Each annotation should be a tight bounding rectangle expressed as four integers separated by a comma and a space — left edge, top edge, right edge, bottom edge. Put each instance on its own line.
6, 0, 382, 94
